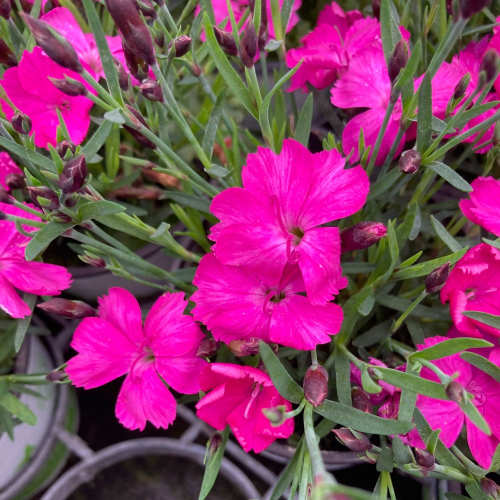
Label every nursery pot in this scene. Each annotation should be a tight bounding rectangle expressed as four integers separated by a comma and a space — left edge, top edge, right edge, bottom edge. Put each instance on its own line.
41, 438, 261, 500
0, 334, 78, 500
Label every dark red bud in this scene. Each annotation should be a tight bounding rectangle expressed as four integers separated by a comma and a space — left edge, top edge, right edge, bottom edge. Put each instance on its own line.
208, 432, 222, 456
332, 428, 372, 452
425, 263, 450, 294
0, 0, 11, 19
136, 0, 157, 19
5, 173, 25, 190
122, 41, 150, 83
56, 140, 76, 158
197, 338, 220, 358
340, 221, 387, 253
105, 0, 156, 66
459, 0, 491, 18
213, 26, 238, 57
351, 386, 373, 414
28, 186, 60, 210
388, 40, 408, 84
37, 298, 96, 319
46, 368, 69, 383
139, 78, 164, 102
453, 73, 470, 100
79, 254, 106, 267
169, 35, 192, 58
0, 38, 16, 67
304, 364, 329, 407
123, 104, 156, 149
398, 149, 421, 174
113, 56, 129, 91
415, 449, 435, 469
372, 0, 381, 19
480, 50, 499, 85
50, 211, 73, 223
445, 381, 466, 404
240, 16, 257, 68
481, 478, 499, 499
257, 0, 268, 50
22, 14, 83, 72
0, 185, 14, 204
244, 337, 261, 354
155, 32, 165, 49
59, 155, 88, 194
228, 339, 248, 357
11, 111, 32, 135
50, 77, 88, 96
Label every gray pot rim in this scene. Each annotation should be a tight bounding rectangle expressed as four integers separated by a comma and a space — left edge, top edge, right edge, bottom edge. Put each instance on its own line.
41, 437, 261, 500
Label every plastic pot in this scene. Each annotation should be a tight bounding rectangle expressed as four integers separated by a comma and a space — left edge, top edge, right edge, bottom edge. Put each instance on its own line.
0, 335, 78, 500
41, 438, 261, 500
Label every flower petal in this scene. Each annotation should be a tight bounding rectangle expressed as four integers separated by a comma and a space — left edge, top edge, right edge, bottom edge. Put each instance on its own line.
466, 418, 500, 469
0, 273, 32, 319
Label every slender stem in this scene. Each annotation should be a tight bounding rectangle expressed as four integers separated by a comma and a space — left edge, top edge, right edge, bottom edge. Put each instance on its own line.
155, 15, 174, 42
86, 92, 114, 112
2, 213, 45, 228
378, 126, 406, 178
12, 200, 48, 220
160, 4, 177, 32
247, 66, 263, 110
298, 451, 311, 500
80, 70, 121, 109
303, 403, 328, 480
366, 100, 396, 175
87, 222, 135, 255
391, 290, 428, 332
310, 349, 318, 365
1, 373, 51, 385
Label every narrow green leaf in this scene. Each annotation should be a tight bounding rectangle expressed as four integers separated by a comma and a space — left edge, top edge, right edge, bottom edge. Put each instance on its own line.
377, 294, 450, 320
453, 101, 500, 130
426, 429, 441, 454
398, 251, 423, 269
315, 399, 414, 435
199, 426, 229, 500
161, 192, 212, 214
293, 93, 313, 147
397, 362, 418, 422
361, 365, 383, 394
380, 0, 401, 63
335, 287, 374, 344
460, 352, 500, 384
203, 15, 257, 119
462, 311, 500, 330
376, 448, 394, 473
416, 73, 432, 154
202, 89, 225, 161
78, 201, 126, 220
81, 0, 123, 105
280, 0, 296, 33
260, 342, 304, 404
15, 293, 37, 352
0, 137, 53, 171
0, 406, 14, 440
353, 318, 393, 348
25, 222, 75, 261
103, 108, 127, 124
410, 338, 492, 361
431, 216, 462, 252
465, 481, 491, 500
334, 350, 352, 406
406, 318, 425, 346
0, 392, 37, 425
426, 162, 472, 192
206, 164, 230, 178
269, 439, 304, 500
391, 436, 412, 467
460, 398, 490, 435
410, 115, 455, 134
368, 168, 402, 200
488, 444, 500, 472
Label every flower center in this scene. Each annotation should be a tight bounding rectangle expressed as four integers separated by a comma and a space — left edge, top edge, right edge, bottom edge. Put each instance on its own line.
467, 381, 487, 407
465, 288, 476, 300
58, 100, 71, 112
263, 289, 287, 315
270, 195, 301, 265
129, 346, 155, 383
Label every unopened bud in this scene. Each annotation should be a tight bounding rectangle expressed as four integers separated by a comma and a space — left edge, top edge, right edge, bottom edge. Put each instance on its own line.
303, 364, 329, 407
59, 156, 87, 194
445, 381, 466, 404
123, 104, 156, 149
50, 77, 87, 96
46, 367, 69, 383
372, 0, 381, 19
28, 186, 60, 210
459, 0, 491, 18
481, 478, 499, 499
398, 149, 421, 174
340, 221, 387, 253
0, 185, 13, 204
5, 173, 25, 190
113, 56, 129, 92
11, 111, 32, 135
228, 339, 249, 357
415, 449, 435, 469
139, 78, 164, 102
208, 432, 222, 456
262, 406, 287, 426
122, 42, 149, 83
388, 40, 408, 84
155, 32, 165, 49
105, 0, 156, 66
453, 73, 470, 100
50, 211, 73, 223
425, 263, 450, 294
169, 35, 192, 58
244, 337, 261, 354
240, 17, 257, 68
197, 338, 220, 358
22, 14, 83, 72
480, 50, 499, 85
79, 254, 106, 267
56, 140, 76, 158
213, 26, 238, 57
257, 0, 268, 50
37, 298, 96, 319
351, 386, 373, 414
136, 0, 157, 19
332, 428, 372, 452
0, 0, 11, 19
0, 38, 16, 67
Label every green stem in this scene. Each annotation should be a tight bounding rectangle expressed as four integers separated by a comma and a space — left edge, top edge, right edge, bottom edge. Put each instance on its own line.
298, 451, 311, 500
391, 290, 428, 332
87, 222, 135, 255
3, 213, 45, 228
303, 403, 329, 480
86, 91, 114, 112
160, 3, 177, 33
80, 70, 121, 109
366, 100, 396, 175
12, 200, 48, 220
155, 15, 174, 42
247, 66, 263, 110
1, 373, 51, 385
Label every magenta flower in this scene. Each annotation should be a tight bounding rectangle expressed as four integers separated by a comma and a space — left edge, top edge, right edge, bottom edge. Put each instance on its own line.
405, 337, 500, 469
460, 177, 500, 238
331, 44, 406, 165
0, 47, 94, 148
196, 363, 294, 453
0, 153, 22, 191
66, 288, 207, 431
441, 243, 500, 338
0, 202, 72, 319
191, 253, 343, 350
209, 139, 368, 306
287, 5, 378, 92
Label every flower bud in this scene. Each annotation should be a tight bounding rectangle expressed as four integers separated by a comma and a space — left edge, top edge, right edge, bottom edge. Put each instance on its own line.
122, 42, 150, 83
453, 73, 470, 100
459, 0, 491, 18
136, 0, 157, 19
303, 364, 329, 407
208, 432, 222, 456
197, 338, 220, 358
139, 78, 164, 102
113, 56, 129, 92
481, 478, 499, 499
244, 337, 261, 354
37, 298, 96, 319
398, 149, 421, 175
105, 0, 156, 66
59, 155, 88, 194
50, 211, 73, 223
213, 26, 238, 56
11, 111, 32, 135
372, 0, 381, 19
332, 428, 372, 452
5, 173, 25, 190
388, 40, 408, 84
28, 186, 60, 210
56, 140, 76, 158
351, 386, 373, 414
239, 17, 258, 68
123, 104, 156, 149
0, 38, 16, 67
0, 0, 11, 19
480, 50, 499, 85
228, 339, 249, 357
169, 35, 192, 58
22, 14, 83, 72
46, 368, 69, 383
445, 381, 466, 404
257, 0, 268, 50
0, 185, 14, 204
415, 449, 435, 469
79, 254, 106, 267
50, 77, 88, 96
340, 221, 387, 253
262, 405, 287, 426
155, 32, 165, 49
425, 263, 450, 294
